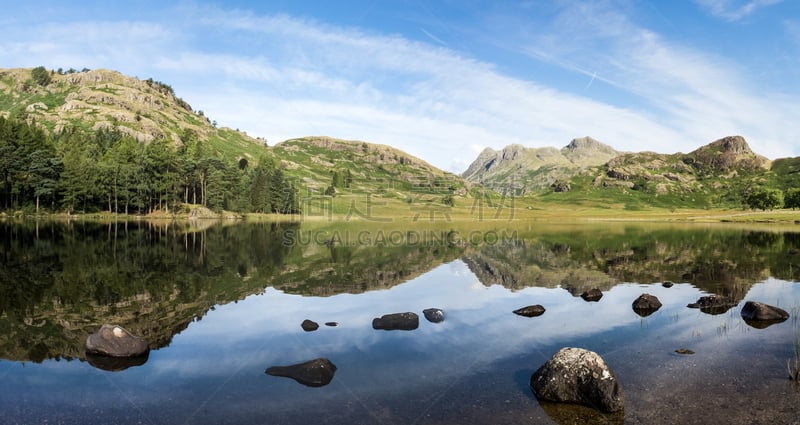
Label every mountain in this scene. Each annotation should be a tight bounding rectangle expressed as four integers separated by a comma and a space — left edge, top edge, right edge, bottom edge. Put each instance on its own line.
461, 137, 620, 192
0, 67, 269, 160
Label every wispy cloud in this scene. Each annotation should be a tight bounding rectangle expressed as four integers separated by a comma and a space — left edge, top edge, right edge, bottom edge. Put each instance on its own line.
694, 0, 783, 21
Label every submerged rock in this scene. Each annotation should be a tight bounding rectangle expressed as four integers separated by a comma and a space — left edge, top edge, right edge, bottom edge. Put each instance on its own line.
741, 301, 789, 328
85, 324, 149, 358
266, 358, 337, 387
301, 319, 319, 332
325, 322, 338, 327
372, 312, 419, 331
423, 308, 445, 323
86, 352, 149, 372
675, 348, 695, 355
687, 295, 737, 315
632, 294, 662, 317
581, 288, 603, 302
531, 347, 624, 413
514, 304, 546, 317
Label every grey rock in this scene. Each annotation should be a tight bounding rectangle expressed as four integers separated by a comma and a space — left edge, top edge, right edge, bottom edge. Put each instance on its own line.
301, 319, 319, 332
741, 301, 789, 328
423, 308, 445, 323
687, 295, 737, 315
514, 304, 546, 317
266, 358, 336, 387
581, 288, 603, 302
372, 312, 419, 331
632, 294, 662, 317
85, 324, 149, 358
531, 347, 624, 413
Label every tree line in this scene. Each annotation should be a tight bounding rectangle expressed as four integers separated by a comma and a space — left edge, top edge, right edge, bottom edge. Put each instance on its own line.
0, 115, 300, 215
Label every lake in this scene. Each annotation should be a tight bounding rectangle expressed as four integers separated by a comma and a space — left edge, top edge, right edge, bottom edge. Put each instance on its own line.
1, 220, 799, 424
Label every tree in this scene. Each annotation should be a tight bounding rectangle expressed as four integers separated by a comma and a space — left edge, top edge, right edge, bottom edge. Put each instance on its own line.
28, 150, 62, 213
745, 188, 783, 211
31, 66, 52, 86
785, 188, 800, 210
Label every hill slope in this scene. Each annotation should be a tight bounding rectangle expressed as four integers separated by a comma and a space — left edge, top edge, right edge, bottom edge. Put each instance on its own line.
461, 137, 620, 192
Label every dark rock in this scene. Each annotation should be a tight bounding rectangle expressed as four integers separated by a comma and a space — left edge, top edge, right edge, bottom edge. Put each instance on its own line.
301, 319, 319, 332
687, 295, 737, 315
514, 304, 546, 317
266, 358, 337, 387
372, 312, 419, 331
741, 301, 789, 328
324, 322, 338, 327
581, 288, 603, 302
675, 348, 695, 355
86, 352, 149, 372
539, 401, 624, 425
632, 294, 662, 317
85, 324, 149, 358
423, 308, 445, 323
662, 281, 674, 288
531, 347, 624, 413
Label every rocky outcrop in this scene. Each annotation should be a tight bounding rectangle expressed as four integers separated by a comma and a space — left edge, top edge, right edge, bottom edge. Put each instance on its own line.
740, 301, 789, 328
581, 288, 603, 302
265, 358, 337, 387
372, 312, 419, 331
531, 347, 624, 413
632, 294, 662, 317
513, 304, 546, 317
423, 308, 445, 323
85, 324, 149, 358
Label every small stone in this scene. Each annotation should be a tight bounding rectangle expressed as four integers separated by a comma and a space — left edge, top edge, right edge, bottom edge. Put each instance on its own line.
662, 281, 674, 288
85, 324, 149, 358
632, 294, 662, 317
581, 288, 603, 302
675, 348, 695, 355
266, 358, 337, 387
301, 319, 319, 332
372, 312, 419, 331
324, 322, 338, 327
514, 304, 546, 317
423, 308, 445, 323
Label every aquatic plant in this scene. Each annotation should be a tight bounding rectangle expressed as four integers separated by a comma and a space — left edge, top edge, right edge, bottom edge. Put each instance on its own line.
789, 335, 800, 382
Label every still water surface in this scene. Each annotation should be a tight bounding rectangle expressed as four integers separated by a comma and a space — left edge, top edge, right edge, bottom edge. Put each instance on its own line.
1, 220, 799, 424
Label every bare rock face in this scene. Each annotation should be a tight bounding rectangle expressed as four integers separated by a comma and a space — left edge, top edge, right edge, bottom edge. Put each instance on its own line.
741, 301, 789, 328
85, 324, 149, 358
632, 294, 662, 317
266, 358, 337, 387
531, 347, 624, 413
372, 312, 419, 331
513, 304, 546, 317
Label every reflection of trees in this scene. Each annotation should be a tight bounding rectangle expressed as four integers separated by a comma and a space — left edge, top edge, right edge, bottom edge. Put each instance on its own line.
466, 227, 800, 299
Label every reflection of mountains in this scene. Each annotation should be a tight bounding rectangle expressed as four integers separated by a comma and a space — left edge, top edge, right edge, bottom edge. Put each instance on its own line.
0, 221, 462, 363
464, 227, 800, 303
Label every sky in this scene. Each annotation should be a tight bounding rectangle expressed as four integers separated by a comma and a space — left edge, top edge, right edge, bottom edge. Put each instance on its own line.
3, 0, 800, 173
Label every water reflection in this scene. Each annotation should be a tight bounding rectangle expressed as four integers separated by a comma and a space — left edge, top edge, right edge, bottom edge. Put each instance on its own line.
0, 221, 799, 423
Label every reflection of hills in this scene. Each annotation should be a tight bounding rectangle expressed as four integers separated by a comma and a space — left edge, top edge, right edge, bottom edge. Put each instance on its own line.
0, 221, 463, 363
464, 227, 799, 303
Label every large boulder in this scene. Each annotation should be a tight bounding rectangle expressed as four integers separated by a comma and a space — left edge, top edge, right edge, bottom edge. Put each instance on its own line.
513, 304, 546, 317
687, 295, 737, 315
632, 294, 662, 317
741, 301, 789, 328
85, 324, 149, 358
372, 312, 419, 331
423, 308, 445, 323
531, 347, 624, 413
266, 358, 337, 387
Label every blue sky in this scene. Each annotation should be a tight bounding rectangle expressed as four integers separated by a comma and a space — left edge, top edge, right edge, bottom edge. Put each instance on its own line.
3, 0, 799, 172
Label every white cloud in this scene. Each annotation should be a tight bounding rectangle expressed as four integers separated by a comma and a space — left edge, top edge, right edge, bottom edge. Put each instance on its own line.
694, 0, 783, 21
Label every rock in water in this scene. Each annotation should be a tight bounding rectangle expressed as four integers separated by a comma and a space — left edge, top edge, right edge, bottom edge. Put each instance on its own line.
513, 305, 546, 317
86, 352, 149, 372
740, 301, 789, 328
266, 358, 337, 387
687, 295, 737, 315
581, 288, 603, 302
632, 294, 662, 317
301, 319, 319, 332
423, 308, 445, 323
372, 312, 419, 330
530, 347, 624, 413
85, 324, 149, 357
